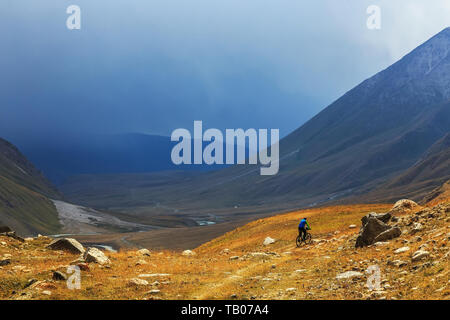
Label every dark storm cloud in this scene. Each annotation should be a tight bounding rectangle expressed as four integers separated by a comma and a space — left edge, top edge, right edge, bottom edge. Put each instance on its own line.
1, 0, 449, 142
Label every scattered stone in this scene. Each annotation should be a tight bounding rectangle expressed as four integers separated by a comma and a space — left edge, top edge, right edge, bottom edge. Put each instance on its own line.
52, 271, 67, 281
0, 259, 11, 266
286, 288, 297, 292
128, 278, 149, 286
229, 256, 239, 260
137, 249, 151, 256
263, 237, 276, 246
394, 247, 410, 254
42, 290, 52, 296
410, 223, 423, 235
336, 271, 363, 280
148, 290, 160, 294
349, 225, 357, 229
135, 259, 148, 266
412, 250, 430, 262
83, 247, 110, 265
182, 250, 196, 256
138, 273, 171, 278
387, 260, 408, 267
47, 238, 85, 254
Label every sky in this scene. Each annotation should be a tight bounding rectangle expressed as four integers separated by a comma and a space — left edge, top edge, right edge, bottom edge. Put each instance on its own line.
1, 0, 450, 143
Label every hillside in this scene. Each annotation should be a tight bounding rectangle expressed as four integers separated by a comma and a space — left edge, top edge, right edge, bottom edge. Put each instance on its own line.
0, 138, 61, 235
348, 133, 450, 203
60, 28, 450, 220
0, 198, 448, 300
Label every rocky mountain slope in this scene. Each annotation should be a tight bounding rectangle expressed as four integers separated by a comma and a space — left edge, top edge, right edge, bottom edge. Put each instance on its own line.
0, 138, 61, 235
1, 194, 448, 300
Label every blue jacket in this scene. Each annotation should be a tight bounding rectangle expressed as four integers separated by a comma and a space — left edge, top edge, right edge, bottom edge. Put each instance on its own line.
299, 219, 310, 229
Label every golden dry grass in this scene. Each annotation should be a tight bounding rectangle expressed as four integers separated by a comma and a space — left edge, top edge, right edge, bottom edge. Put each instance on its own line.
0, 202, 448, 300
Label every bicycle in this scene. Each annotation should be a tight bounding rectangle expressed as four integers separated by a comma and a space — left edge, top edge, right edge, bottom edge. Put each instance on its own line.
296, 231, 312, 247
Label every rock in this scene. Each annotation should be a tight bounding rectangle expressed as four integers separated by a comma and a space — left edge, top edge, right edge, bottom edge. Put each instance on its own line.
135, 259, 148, 266
295, 269, 307, 273
47, 238, 85, 254
0, 259, 11, 266
83, 247, 110, 265
128, 278, 148, 286
336, 271, 363, 280
387, 260, 408, 267
221, 249, 230, 254
412, 250, 430, 262
138, 273, 171, 278
355, 217, 391, 247
52, 271, 67, 281
410, 223, 423, 235
286, 288, 297, 292
42, 290, 52, 296
263, 237, 276, 246
394, 247, 410, 254
148, 290, 160, 294
361, 212, 392, 225
392, 199, 418, 212
373, 227, 402, 243
229, 256, 239, 261
349, 225, 357, 229
182, 250, 196, 256
137, 249, 151, 256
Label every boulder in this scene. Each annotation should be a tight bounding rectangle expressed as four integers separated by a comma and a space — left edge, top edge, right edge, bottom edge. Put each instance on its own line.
392, 199, 418, 212
361, 212, 391, 225
263, 237, 276, 246
355, 217, 391, 247
83, 247, 110, 265
47, 238, 85, 254
373, 227, 402, 243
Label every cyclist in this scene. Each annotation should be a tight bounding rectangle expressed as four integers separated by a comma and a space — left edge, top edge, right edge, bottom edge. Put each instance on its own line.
298, 217, 311, 241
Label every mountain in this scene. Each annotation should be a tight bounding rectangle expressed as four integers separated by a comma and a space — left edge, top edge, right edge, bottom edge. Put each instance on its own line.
350, 133, 450, 203
0, 138, 62, 235
15, 133, 251, 185
60, 28, 450, 219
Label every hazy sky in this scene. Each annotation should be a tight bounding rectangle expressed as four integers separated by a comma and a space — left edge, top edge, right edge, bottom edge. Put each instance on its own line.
1, 0, 449, 142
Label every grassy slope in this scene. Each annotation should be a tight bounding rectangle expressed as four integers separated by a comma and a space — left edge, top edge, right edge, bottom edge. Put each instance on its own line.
1, 200, 447, 300
0, 176, 61, 235
0, 138, 61, 235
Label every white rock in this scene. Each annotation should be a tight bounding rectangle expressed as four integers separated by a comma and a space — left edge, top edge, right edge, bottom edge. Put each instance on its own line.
394, 247, 410, 254
137, 249, 151, 256
128, 278, 148, 286
412, 250, 429, 262
349, 225, 357, 229
336, 271, 363, 280
263, 237, 276, 246
83, 247, 111, 265
182, 250, 196, 256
